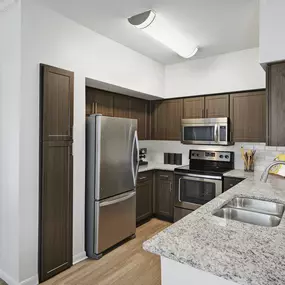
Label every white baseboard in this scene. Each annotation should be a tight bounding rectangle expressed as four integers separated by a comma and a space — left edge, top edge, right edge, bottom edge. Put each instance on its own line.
0, 269, 18, 285
20, 275, 38, 285
73, 251, 87, 265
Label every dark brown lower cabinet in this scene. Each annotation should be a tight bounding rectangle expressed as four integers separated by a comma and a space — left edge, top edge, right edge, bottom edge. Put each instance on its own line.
40, 142, 73, 281
223, 177, 244, 192
39, 65, 74, 282
155, 171, 174, 221
174, 207, 193, 222
136, 172, 153, 223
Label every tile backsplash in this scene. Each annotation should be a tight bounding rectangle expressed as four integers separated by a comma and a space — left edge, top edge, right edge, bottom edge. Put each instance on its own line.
139, 141, 285, 171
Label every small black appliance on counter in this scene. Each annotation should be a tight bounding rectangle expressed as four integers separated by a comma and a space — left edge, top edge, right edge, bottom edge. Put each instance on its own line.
139, 148, 148, 166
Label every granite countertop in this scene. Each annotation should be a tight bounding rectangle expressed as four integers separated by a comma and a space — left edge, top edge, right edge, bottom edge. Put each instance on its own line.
138, 162, 178, 172
143, 170, 285, 285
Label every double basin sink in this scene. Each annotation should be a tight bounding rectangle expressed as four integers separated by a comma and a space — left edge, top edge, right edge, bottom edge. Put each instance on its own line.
213, 197, 285, 227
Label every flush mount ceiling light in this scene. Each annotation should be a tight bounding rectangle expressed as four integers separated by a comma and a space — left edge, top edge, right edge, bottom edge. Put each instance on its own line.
128, 10, 198, 59
0, 0, 15, 11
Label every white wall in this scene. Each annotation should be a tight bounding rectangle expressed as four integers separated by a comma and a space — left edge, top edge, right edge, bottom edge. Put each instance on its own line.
19, 0, 165, 283
0, 2, 21, 284
164, 48, 265, 98
260, 0, 285, 64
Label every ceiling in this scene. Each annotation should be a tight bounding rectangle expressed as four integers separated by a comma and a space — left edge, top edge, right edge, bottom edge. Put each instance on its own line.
40, 0, 259, 65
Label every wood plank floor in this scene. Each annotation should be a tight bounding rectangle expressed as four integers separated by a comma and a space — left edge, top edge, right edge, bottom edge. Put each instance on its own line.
43, 219, 170, 285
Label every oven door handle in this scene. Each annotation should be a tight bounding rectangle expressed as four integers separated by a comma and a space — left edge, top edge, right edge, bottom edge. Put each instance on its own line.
174, 172, 222, 180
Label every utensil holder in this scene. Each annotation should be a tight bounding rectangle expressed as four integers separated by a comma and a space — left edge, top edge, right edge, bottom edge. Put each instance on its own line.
244, 160, 254, 172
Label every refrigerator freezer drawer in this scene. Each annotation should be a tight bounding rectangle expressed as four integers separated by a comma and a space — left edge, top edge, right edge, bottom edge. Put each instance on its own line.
95, 191, 136, 255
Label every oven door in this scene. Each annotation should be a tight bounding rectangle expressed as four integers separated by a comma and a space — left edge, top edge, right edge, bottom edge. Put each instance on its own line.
174, 174, 222, 210
182, 123, 218, 145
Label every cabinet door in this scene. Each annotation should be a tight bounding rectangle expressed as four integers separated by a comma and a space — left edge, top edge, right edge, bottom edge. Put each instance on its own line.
267, 62, 285, 146
205, 95, 229, 118
40, 65, 73, 282
42, 65, 74, 141
230, 91, 266, 142
155, 171, 174, 221
114, 95, 131, 118
40, 142, 73, 281
183, 97, 205, 118
223, 177, 244, 192
151, 101, 167, 140
86, 87, 114, 117
130, 98, 149, 140
136, 179, 153, 222
165, 99, 183, 140
174, 207, 193, 222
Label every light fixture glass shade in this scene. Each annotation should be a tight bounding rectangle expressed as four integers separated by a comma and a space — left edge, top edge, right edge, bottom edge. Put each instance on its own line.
128, 10, 198, 59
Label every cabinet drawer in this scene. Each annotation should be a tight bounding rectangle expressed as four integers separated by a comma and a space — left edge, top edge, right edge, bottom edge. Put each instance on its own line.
223, 177, 244, 192
137, 171, 153, 184
156, 171, 173, 181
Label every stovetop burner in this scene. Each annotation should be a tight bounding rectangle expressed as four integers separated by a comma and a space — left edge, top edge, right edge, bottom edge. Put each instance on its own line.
174, 165, 229, 177
175, 149, 235, 177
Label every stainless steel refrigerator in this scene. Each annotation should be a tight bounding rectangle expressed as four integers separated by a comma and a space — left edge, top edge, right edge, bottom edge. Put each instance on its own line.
86, 114, 139, 259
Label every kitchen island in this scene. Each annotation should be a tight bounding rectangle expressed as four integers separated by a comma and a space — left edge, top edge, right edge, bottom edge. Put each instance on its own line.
143, 170, 285, 285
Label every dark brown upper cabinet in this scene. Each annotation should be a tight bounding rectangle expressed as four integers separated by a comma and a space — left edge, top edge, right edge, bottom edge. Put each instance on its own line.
267, 62, 285, 146
152, 101, 167, 140
86, 87, 114, 117
165, 99, 183, 140
113, 95, 131, 118
230, 91, 266, 142
42, 66, 74, 141
205, 95, 229, 118
183, 97, 205, 118
39, 65, 74, 282
130, 97, 149, 140
183, 95, 229, 119
152, 99, 183, 140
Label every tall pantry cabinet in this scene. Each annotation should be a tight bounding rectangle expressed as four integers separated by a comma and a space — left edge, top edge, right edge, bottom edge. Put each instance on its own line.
39, 65, 74, 282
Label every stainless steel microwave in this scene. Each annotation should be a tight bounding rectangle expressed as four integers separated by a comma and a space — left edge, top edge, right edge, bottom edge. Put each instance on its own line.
181, 117, 231, 145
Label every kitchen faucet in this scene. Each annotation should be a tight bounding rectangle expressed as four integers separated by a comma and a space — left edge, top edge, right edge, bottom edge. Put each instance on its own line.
260, 161, 285, 182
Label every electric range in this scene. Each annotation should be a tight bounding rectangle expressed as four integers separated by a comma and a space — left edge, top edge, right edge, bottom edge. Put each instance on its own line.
173, 150, 234, 222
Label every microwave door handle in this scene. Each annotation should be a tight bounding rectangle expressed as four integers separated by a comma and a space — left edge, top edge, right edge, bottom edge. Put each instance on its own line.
214, 124, 219, 142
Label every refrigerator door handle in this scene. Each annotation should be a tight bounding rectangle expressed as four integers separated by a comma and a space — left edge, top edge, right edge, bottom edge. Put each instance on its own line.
134, 130, 139, 183
100, 191, 136, 207
95, 115, 102, 199
131, 130, 139, 186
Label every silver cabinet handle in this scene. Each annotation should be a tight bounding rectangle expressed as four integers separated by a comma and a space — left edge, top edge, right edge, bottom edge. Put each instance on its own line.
178, 178, 182, 202
170, 183, 172, 192
139, 176, 147, 180
160, 175, 169, 178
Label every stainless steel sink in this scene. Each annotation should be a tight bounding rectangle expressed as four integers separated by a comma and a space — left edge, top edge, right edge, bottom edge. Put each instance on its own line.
224, 197, 285, 217
213, 208, 281, 227
213, 197, 285, 227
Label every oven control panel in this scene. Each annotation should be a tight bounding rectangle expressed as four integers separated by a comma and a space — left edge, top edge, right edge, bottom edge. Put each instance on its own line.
190, 150, 232, 162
